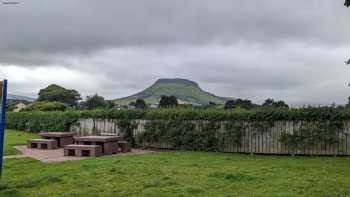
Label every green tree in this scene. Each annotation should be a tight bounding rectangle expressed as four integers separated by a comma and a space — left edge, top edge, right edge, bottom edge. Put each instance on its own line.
105, 100, 115, 109
262, 98, 289, 108
129, 101, 136, 107
224, 100, 236, 110
345, 0, 350, 7
159, 96, 178, 108
135, 98, 147, 109
208, 102, 216, 107
6, 103, 14, 112
224, 99, 256, 110
273, 101, 289, 108
23, 101, 67, 112
262, 98, 274, 107
38, 84, 81, 107
84, 94, 106, 110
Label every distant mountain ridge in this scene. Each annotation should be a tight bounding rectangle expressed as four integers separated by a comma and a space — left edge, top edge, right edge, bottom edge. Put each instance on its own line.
8, 94, 36, 102
114, 78, 232, 105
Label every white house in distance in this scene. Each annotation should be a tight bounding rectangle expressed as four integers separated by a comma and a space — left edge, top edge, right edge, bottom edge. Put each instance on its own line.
13, 102, 28, 112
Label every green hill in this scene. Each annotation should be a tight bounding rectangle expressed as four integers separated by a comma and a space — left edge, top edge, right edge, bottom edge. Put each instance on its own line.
114, 78, 231, 105
8, 94, 35, 102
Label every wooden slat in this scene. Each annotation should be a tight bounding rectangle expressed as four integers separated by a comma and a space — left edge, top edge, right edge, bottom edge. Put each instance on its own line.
68, 119, 350, 156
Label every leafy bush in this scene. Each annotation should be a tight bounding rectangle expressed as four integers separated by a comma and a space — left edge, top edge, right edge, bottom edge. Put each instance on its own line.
80, 94, 107, 110
223, 121, 245, 146
117, 119, 138, 146
6, 111, 78, 132
139, 120, 197, 149
5, 107, 350, 154
6, 103, 14, 112
159, 96, 178, 108
279, 121, 343, 149
224, 99, 257, 110
6, 107, 350, 135
38, 84, 81, 107
23, 101, 68, 112
135, 99, 147, 109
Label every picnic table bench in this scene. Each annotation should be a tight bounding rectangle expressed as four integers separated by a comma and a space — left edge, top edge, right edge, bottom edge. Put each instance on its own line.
73, 136, 121, 155
118, 141, 131, 153
28, 139, 58, 149
40, 132, 74, 147
64, 144, 102, 157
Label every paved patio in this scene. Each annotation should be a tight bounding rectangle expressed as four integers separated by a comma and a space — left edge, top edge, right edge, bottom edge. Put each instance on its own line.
14, 145, 155, 163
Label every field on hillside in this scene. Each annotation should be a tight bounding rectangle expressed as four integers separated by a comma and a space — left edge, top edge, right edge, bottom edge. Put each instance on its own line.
1, 130, 350, 196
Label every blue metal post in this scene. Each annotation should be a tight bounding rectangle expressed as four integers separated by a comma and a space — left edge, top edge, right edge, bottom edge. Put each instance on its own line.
0, 80, 8, 177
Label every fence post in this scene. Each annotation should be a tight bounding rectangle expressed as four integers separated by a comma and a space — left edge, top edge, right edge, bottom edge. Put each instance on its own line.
0, 79, 8, 177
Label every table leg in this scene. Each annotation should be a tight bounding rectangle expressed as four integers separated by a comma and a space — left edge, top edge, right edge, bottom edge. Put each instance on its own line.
61, 137, 73, 146
103, 142, 118, 155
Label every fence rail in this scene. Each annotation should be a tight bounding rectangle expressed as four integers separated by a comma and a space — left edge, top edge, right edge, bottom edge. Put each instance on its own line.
70, 119, 350, 156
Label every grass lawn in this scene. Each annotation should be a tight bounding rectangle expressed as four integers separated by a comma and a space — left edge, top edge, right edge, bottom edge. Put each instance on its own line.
2, 130, 350, 196
4, 130, 38, 156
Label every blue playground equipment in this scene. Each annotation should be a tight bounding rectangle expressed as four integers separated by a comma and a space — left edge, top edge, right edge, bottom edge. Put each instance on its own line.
0, 79, 8, 177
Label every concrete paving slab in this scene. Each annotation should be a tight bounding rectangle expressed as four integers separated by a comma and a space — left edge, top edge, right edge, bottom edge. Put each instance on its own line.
14, 145, 154, 163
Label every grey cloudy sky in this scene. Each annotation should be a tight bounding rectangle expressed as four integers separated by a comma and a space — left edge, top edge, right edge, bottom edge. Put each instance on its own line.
0, 0, 350, 105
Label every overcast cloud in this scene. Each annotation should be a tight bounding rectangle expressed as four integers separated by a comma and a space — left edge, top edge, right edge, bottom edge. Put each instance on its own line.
0, 0, 350, 106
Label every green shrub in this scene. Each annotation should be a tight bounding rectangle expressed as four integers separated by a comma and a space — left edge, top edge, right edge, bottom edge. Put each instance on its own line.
279, 121, 342, 149
139, 120, 243, 151
117, 119, 138, 146
6, 111, 79, 132
6, 106, 350, 136
23, 101, 68, 112
223, 121, 245, 146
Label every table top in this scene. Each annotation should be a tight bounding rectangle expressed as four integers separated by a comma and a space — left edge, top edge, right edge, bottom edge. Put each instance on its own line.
30, 138, 57, 142
40, 132, 75, 137
73, 135, 121, 142
65, 144, 101, 148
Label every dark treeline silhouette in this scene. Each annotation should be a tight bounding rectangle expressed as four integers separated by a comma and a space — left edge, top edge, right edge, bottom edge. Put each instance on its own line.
159, 96, 178, 108
224, 98, 289, 110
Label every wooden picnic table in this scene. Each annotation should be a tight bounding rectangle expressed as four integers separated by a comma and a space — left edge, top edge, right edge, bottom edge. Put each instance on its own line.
40, 132, 75, 147
73, 136, 121, 155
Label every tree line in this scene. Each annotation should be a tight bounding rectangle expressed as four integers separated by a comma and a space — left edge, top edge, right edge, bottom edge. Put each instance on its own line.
223, 98, 288, 110
10, 83, 293, 112
11, 81, 350, 112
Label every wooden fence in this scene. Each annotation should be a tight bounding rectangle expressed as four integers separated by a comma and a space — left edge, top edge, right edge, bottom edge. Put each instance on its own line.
70, 119, 350, 156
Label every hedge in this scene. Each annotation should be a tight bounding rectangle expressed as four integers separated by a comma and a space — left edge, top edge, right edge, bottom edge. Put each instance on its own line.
6, 111, 79, 132
5, 108, 350, 154
5, 107, 350, 132
136, 119, 346, 153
